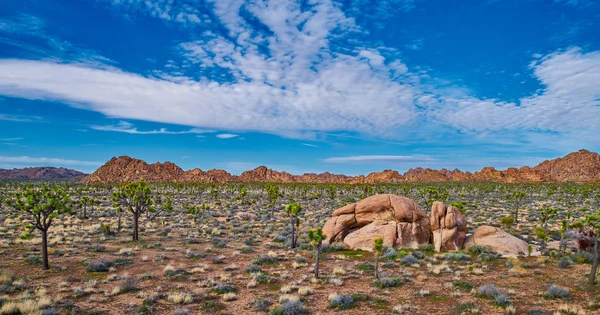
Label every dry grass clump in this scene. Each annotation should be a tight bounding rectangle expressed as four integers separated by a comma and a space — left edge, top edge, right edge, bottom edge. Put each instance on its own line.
168, 292, 193, 304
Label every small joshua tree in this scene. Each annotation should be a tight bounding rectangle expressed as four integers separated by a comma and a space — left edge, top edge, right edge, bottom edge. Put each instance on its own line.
307, 227, 326, 278
6, 185, 72, 270
285, 202, 302, 249
536, 205, 557, 252
112, 180, 169, 241
510, 190, 526, 223
583, 211, 600, 286
373, 237, 384, 279
185, 203, 209, 225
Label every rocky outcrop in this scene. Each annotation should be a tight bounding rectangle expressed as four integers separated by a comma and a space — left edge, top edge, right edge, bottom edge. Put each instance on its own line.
322, 194, 430, 250
430, 202, 467, 252
533, 149, 600, 183
464, 226, 529, 256
86, 150, 600, 184
0, 167, 86, 180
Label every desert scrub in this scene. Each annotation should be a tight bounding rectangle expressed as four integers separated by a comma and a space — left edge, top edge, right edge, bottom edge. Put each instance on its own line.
493, 293, 512, 307
557, 257, 573, 268
251, 298, 273, 312
545, 285, 569, 300
392, 304, 420, 314
222, 292, 237, 301
476, 284, 500, 298
321, 242, 345, 253
357, 263, 375, 271
110, 276, 139, 295
297, 286, 313, 296
246, 263, 262, 273
211, 283, 236, 295
163, 265, 190, 278
254, 254, 278, 265
85, 258, 113, 272
329, 293, 355, 309
168, 292, 193, 304
444, 252, 471, 261
374, 276, 403, 288
452, 280, 473, 291
399, 255, 420, 266
269, 300, 306, 315
24, 255, 43, 266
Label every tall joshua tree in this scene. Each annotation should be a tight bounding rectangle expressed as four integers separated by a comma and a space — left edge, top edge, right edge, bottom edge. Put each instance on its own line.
112, 181, 170, 241
6, 185, 72, 270
373, 237, 384, 279
307, 227, 325, 278
510, 190, 526, 223
584, 211, 600, 286
285, 202, 302, 248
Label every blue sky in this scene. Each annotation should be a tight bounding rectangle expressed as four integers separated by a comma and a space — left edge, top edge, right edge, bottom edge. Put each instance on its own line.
0, 0, 599, 175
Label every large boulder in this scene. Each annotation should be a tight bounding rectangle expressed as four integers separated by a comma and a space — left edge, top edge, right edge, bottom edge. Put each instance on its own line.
322, 194, 430, 250
464, 225, 529, 256
430, 201, 467, 251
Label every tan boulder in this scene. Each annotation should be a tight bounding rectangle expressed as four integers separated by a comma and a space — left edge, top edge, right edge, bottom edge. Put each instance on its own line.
464, 225, 528, 256
322, 194, 430, 250
430, 201, 467, 251
344, 221, 397, 251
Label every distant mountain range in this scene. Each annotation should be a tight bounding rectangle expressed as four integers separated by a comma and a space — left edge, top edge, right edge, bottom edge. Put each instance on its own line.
85, 149, 600, 184
0, 167, 87, 180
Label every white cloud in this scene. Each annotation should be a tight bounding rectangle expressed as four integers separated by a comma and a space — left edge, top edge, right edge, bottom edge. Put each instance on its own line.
0, 156, 101, 166
0, 1, 598, 145
216, 133, 239, 139
0, 113, 40, 122
99, 0, 204, 26
0, 0, 417, 139
324, 155, 437, 164
301, 143, 319, 148
422, 47, 600, 132
90, 121, 214, 135
0, 137, 23, 141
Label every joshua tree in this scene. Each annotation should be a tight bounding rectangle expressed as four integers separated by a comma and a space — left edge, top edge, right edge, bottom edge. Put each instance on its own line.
510, 190, 526, 223
536, 205, 558, 252
185, 203, 209, 224
285, 202, 302, 248
373, 237, 384, 279
584, 211, 600, 286
418, 186, 450, 213
78, 196, 92, 219
111, 180, 167, 241
307, 227, 326, 278
266, 184, 283, 205
6, 185, 72, 270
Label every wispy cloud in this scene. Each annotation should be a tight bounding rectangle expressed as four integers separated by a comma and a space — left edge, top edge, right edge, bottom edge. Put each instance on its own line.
90, 121, 214, 135
216, 133, 239, 139
0, 113, 40, 122
0, 137, 23, 141
0, 156, 102, 166
0, 13, 111, 64
324, 155, 437, 164
301, 143, 319, 148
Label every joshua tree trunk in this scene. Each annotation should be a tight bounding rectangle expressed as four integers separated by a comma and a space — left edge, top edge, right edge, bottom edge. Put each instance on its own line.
375, 256, 380, 279
133, 212, 139, 241
117, 212, 122, 232
83, 203, 87, 219
589, 235, 599, 286
314, 246, 320, 278
290, 217, 296, 249
41, 229, 49, 270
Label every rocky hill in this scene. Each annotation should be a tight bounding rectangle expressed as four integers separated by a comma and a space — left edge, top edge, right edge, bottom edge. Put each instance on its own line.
85, 149, 600, 184
0, 167, 86, 180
